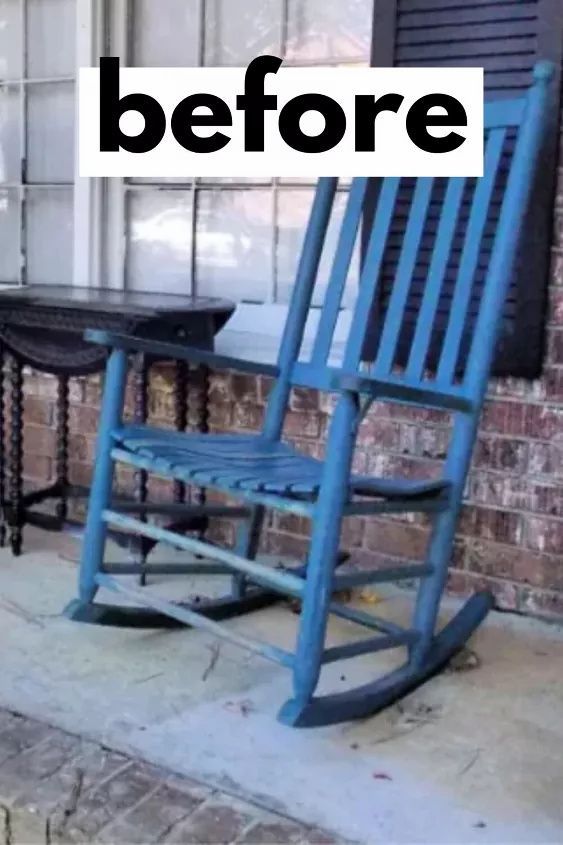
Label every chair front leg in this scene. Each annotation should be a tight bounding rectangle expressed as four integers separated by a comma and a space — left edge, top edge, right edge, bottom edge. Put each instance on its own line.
281, 392, 358, 723
78, 349, 128, 605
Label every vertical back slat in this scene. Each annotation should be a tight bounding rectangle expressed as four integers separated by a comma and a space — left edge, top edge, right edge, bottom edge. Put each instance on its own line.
405, 178, 466, 381
373, 178, 435, 375
465, 63, 553, 396
437, 128, 507, 384
311, 178, 369, 365
343, 177, 401, 369
264, 177, 337, 439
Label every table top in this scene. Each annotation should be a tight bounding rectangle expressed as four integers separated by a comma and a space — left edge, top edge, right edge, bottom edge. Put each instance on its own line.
0, 286, 235, 321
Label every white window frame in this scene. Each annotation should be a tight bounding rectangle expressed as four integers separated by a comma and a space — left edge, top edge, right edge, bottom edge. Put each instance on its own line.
73, 0, 104, 288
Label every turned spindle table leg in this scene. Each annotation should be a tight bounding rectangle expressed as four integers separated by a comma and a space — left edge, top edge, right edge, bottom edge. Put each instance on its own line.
55, 374, 70, 525
9, 355, 23, 556
173, 360, 188, 505
134, 353, 149, 585
0, 349, 5, 548
194, 365, 210, 513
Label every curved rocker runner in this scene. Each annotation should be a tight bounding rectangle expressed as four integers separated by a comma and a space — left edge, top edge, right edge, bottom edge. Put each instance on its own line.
66, 64, 553, 728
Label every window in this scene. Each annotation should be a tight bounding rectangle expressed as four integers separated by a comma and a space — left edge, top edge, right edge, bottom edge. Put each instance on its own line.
103, 0, 372, 324
0, 0, 76, 286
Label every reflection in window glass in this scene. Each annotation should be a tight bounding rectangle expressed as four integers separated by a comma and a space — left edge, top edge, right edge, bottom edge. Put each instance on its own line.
28, 0, 75, 77
0, 86, 21, 184
0, 189, 21, 282
126, 190, 194, 294
286, 0, 372, 63
205, 0, 282, 65
27, 83, 75, 183
276, 189, 359, 305
0, 1, 21, 79
131, 0, 200, 66
26, 189, 73, 284
196, 189, 273, 301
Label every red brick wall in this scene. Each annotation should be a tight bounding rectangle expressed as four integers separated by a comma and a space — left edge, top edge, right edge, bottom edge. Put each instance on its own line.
17, 177, 563, 623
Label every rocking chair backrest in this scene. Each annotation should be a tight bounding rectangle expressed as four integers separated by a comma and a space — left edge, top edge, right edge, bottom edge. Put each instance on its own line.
264, 63, 552, 438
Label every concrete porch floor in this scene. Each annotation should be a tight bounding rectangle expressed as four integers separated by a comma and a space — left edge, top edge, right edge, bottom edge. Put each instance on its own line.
0, 527, 562, 844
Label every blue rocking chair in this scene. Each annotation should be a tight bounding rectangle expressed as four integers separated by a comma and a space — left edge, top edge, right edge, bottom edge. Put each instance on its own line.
66, 65, 552, 727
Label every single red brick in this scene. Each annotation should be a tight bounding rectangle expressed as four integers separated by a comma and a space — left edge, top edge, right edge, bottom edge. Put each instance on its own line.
544, 367, 563, 402
364, 518, 429, 559
274, 513, 309, 538
69, 461, 93, 487
265, 530, 308, 561
550, 248, 563, 286
458, 505, 524, 545
547, 329, 563, 365
549, 287, 563, 324
473, 436, 528, 472
528, 441, 563, 476
523, 404, 563, 439
82, 374, 103, 407
358, 417, 401, 450
231, 374, 261, 405
284, 410, 321, 439
258, 376, 274, 404
22, 455, 52, 483
232, 403, 264, 432
526, 516, 563, 554
21, 425, 57, 456
68, 405, 100, 435
68, 434, 96, 464
289, 387, 319, 413
518, 586, 563, 620
208, 400, 233, 430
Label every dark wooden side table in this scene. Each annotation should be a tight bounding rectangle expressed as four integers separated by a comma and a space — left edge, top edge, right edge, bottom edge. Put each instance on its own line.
0, 286, 234, 556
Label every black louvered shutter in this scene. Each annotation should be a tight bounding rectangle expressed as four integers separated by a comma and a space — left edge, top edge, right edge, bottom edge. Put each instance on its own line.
363, 0, 563, 378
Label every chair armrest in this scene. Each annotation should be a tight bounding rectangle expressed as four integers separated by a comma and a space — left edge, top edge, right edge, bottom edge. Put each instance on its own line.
84, 330, 280, 378
332, 370, 474, 413
290, 362, 474, 413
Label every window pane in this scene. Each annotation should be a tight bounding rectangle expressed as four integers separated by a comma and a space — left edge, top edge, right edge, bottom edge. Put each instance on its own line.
276, 189, 359, 305
126, 190, 193, 294
0, 1, 22, 79
196, 189, 273, 301
0, 189, 20, 282
131, 0, 200, 66
0, 85, 21, 183
27, 0, 76, 78
25, 188, 73, 284
205, 0, 282, 65
27, 82, 74, 183
286, 0, 372, 63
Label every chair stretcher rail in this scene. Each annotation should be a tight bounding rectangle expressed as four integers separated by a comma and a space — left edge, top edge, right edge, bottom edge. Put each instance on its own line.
322, 629, 418, 664
102, 509, 306, 598
95, 574, 294, 668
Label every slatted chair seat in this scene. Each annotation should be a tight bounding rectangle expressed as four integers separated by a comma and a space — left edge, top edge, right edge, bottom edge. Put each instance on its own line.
112, 426, 449, 500
67, 64, 553, 728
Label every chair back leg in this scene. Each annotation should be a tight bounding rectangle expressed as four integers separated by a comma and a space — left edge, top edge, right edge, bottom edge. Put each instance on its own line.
78, 349, 128, 604
289, 392, 359, 710
411, 412, 478, 666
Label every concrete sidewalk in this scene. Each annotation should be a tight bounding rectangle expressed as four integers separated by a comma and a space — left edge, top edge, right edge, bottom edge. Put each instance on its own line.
0, 528, 562, 843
